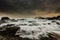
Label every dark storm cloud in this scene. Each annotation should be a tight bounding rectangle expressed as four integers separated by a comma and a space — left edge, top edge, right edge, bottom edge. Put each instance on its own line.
0, 0, 60, 12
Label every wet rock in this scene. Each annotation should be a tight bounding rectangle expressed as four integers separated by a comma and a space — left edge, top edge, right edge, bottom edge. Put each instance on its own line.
52, 21, 56, 22
56, 22, 60, 25
48, 23, 51, 25
1, 17, 10, 21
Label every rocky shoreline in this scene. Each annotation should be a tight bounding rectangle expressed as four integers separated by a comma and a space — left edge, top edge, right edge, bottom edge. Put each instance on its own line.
0, 16, 60, 40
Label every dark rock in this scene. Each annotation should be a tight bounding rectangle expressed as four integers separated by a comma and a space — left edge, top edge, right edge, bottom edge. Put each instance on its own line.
20, 19, 25, 20
35, 17, 45, 19
48, 23, 51, 25
28, 21, 36, 23
0, 25, 20, 36
1, 17, 10, 21
57, 15, 60, 18
56, 22, 60, 25
52, 21, 56, 22
57, 15, 60, 20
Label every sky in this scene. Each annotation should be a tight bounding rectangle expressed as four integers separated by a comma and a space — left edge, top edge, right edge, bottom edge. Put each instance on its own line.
0, 0, 60, 18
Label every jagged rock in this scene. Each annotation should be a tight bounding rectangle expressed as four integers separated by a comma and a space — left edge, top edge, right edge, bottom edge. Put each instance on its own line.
0, 24, 20, 36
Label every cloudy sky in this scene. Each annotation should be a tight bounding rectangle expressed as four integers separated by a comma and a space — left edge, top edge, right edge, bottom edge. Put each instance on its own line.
0, 0, 60, 18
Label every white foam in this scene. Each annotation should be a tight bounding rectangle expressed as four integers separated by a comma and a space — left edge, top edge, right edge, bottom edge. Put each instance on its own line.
0, 18, 60, 39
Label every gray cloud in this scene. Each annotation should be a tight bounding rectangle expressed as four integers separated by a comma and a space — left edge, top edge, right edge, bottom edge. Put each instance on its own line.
0, 0, 60, 13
